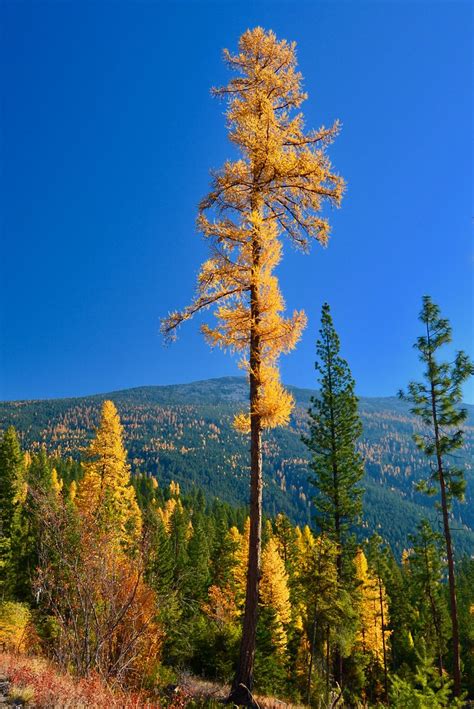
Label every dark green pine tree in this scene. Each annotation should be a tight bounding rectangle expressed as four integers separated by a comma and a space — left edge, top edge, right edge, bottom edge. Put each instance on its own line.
407, 520, 450, 678
303, 303, 364, 694
28, 447, 54, 492
186, 514, 211, 603
378, 547, 416, 674
19, 446, 58, 602
390, 640, 464, 709
455, 557, 474, 698
210, 517, 238, 589
399, 295, 473, 696
147, 512, 174, 598
303, 303, 365, 578
0, 427, 26, 599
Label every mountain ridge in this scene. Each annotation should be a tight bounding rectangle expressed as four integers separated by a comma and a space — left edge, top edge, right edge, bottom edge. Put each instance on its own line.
1, 376, 473, 555
4, 375, 472, 411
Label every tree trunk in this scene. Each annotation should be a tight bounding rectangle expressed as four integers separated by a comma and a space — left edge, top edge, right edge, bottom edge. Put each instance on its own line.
426, 332, 461, 696
437, 457, 461, 695
306, 612, 318, 704
326, 624, 331, 703
231, 412, 262, 701
422, 540, 444, 677
230, 220, 263, 706
378, 573, 389, 703
326, 344, 343, 690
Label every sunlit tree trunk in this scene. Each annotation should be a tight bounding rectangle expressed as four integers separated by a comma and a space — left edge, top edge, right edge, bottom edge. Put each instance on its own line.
233, 224, 263, 696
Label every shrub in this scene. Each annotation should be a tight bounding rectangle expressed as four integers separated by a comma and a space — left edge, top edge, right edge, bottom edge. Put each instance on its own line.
0, 602, 33, 653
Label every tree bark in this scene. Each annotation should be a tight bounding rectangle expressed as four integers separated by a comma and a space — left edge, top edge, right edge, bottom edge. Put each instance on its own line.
436, 451, 461, 695
231, 409, 262, 699
427, 327, 461, 696
326, 624, 331, 703
306, 612, 318, 704
230, 212, 263, 705
378, 573, 389, 703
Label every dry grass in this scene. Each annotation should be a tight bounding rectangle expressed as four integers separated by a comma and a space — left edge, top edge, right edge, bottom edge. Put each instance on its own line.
0, 652, 160, 708
0, 653, 308, 708
178, 674, 307, 709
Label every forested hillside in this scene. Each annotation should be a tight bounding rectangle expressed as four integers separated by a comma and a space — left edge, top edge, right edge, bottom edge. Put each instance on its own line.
1, 376, 473, 554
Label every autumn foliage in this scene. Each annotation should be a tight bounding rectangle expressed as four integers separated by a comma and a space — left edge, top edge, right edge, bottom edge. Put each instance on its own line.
0, 26, 472, 709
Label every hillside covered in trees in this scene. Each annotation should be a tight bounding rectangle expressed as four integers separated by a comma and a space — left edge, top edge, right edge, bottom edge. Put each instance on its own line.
1, 400, 473, 707
1, 376, 473, 555
1, 17, 472, 709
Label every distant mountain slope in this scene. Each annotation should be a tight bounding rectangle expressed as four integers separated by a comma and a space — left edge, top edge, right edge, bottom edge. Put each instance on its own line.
1, 377, 473, 555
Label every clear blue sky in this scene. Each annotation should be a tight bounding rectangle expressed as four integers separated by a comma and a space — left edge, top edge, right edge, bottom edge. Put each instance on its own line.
1, 1, 472, 402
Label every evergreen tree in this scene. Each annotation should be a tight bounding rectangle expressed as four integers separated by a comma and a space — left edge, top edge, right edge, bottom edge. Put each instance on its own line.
28, 446, 53, 492
390, 641, 464, 709
210, 517, 238, 589
408, 520, 450, 678
304, 303, 364, 578
399, 295, 473, 695
272, 513, 299, 583
298, 533, 353, 704
186, 514, 211, 602
0, 427, 26, 599
162, 28, 344, 698
19, 447, 59, 601
456, 557, 474, 697
366, 534, 393, 701
382, 549, 416, 673
303, 303, 364, 692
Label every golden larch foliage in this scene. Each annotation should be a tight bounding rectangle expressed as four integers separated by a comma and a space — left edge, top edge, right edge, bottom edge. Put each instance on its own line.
169, 480, 180, 497
295, 524, 316, 571
0, 602, 33, 653
355, 549, 391, 665
229, 519, 250, 607
162, 27, 344, 433
50, 468, 63, 496
158, 497, 179, 532
76, 400, 142, 547
260, 536, 292, 649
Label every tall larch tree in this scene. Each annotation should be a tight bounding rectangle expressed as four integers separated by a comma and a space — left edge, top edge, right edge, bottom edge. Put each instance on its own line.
76, 400, 142, 549
399, 296, 473, 696
161, 28, 344, 698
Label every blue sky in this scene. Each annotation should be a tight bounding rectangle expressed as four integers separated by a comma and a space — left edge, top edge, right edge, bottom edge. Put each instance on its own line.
1, 1, 472, 402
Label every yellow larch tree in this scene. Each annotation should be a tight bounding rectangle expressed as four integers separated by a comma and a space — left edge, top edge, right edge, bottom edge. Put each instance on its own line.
161, 27, 344, 695
158, 497, 179, 532
203, 521, 249, 628
260, 536, 292, 651
68, 479, 77, 502
229, 519, 250, 609
76, 400, 142, 548
355, 549, 391, 666
50, 468, 63, 496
